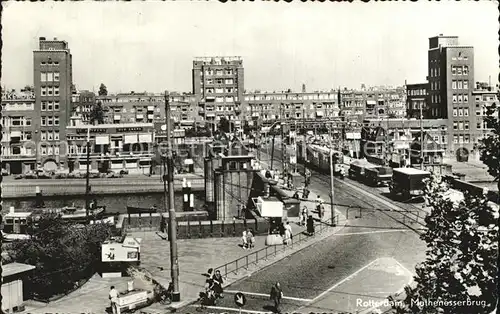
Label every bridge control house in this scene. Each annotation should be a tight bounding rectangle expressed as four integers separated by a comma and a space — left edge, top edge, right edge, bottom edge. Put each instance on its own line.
65, 123, 155, 175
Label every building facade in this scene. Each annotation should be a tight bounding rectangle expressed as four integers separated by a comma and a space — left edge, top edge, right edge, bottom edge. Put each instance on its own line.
472, 83, 498, 148
65, 123, 155, 174
193, 57, 244, 129
91, 92, 198, 128
406, 83, 429, 119
1, 89, 37, 174
427, 34, 475, 155
33, 36, 73, 170
71, 90, 96, 124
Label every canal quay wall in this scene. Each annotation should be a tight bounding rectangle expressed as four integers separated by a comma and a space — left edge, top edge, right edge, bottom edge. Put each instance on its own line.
1, 174, 204, 198
116, 210, 268, 239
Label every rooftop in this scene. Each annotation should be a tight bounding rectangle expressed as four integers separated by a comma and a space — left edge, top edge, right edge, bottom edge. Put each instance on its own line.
3, 262, 36, 278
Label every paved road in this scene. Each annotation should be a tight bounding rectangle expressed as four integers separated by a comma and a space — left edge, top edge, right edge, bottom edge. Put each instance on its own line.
175, 173, 426, 314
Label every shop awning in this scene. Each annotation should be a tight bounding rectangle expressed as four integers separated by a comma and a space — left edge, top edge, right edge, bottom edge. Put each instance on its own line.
95, 135, 110, 145
138, 133, 152, 143
147, 105, 154, 111
124, 134, 138, 144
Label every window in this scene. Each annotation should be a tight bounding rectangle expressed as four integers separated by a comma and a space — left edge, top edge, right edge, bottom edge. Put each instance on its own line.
54, 116, 59, 126
464, 135, 470, 143
453, 122, 458, 130
459, 135, 463, 143
54, 131, 60, 140
463, 94, 468, 102
54, 72, 60, 81
452, 66, 457, 75
465, 121, 469, 130
41, 102, 47, 111
25, 132, 32, 140
26, 118, 32, 126
41, 116, 47, 126
463, 66, 468, 75
457, 66, 462, 75
458, 95, 463, 102
47, 117, 53, 126
477, 122, 482, 129
41, 131, 47, 141
41, 73, 47, 81
48, 102, 53, 111
458, 109, 463, 116
47, 73, 53, 81
41, 146, 47, 155
54, 61, 59, 65
47, 131, 53, 141
458, 81, 463, 89
48, 88, 53, 95
54, 102, 60, 111
453, 109, 458, 117
11, 116, 22, 126
47, 146, 53, 155
41, 87, 46, 96
453, 95, 457, 103
442, 136, 446, 143
54, 87, 59, 96
454, 135, 458, 144
464, 108, 469, 116
463, 80, 468, 89
54, 146, 60, 155
452, 81, 457, 89
459, 122, 464, 130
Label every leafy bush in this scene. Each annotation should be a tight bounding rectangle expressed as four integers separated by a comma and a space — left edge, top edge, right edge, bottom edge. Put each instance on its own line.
3, 213, 112, 299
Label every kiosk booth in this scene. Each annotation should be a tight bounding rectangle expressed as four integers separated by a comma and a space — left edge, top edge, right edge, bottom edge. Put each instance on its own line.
101, 236, 142, 277
254, 196, 286, 246
2, 262, 35, 313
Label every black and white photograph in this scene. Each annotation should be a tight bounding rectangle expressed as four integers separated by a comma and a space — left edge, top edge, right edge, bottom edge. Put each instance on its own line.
0, 1, 498, 314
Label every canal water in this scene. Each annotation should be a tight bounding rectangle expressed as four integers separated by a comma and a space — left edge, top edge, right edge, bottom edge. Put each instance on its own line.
3, 192, 206, 214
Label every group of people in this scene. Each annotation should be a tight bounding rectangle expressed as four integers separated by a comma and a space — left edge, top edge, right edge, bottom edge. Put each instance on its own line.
201, 268, 225, 305
241, 229, 256, 249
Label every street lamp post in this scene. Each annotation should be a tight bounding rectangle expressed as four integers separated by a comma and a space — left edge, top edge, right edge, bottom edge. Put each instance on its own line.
329, 127, 336, 226
85, 125, 91, 224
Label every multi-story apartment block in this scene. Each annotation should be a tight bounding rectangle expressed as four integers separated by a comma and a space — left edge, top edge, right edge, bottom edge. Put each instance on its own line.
33, 36, 73, 170
427, 34, 475, 155
406, 83, 429, 119
472, 83, 498, 147
243, 90, 340, 125
1, 89, 37, 174
65, 123, 155, 174
71, 90, 96, 124
340, 87, 406, 121
193, 57, 244, 129
90, 92, 198, 128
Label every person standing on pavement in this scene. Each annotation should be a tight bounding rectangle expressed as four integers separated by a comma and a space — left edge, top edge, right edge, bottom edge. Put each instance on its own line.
270, 282, 283, 313
109, 286, 119, 314
301, 206, 308, 226
212, 270, 224, 298
284, 222, 293, 240
241, 230, 248, 249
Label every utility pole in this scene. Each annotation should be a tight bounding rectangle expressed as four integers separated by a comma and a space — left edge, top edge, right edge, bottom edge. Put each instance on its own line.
420, 103, 424, 170
85, 125, 91, 224
280, 103, 286, 173
329, 127, 335, 226
164, 91, 180, 302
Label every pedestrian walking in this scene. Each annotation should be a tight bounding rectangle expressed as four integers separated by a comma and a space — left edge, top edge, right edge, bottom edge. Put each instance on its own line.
301, 206, 308, 226
246, 229, 255, 249
241, 230, 248, 249
284, 222, 293, 240
109, 286, 119, 314
270, 282, 283, 313
212, 270, 224, 298
283, 227, 291, 245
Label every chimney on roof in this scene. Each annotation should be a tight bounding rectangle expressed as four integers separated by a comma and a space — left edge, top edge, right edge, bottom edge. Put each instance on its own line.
54, 37, 58, 40
39, 37, 46, 41
439, 33, 443, 36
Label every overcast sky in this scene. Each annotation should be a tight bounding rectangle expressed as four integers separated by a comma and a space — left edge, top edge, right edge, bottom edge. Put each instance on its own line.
2, 1, 498, 94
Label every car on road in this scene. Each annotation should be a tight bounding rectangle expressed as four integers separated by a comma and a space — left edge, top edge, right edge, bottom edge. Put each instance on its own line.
119, 169, 129, 175
36, 170, 53, 179
1, 169, 9, 176
105, 171, 122, 178
24, 171, 38, 179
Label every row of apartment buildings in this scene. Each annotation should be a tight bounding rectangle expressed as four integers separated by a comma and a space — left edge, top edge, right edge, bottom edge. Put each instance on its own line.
1, 35, 497, 174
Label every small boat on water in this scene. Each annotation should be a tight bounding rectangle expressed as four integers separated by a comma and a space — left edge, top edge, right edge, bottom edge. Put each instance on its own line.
31, 206, 106, 221
127, 206, 159, 215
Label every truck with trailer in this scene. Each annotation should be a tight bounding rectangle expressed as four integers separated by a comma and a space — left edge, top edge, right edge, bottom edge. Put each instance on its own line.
389, 168, 431, 200
364, 166, 393, 187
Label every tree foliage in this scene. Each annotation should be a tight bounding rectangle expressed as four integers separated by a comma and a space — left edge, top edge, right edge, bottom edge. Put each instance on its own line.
89, 100, 105, 125
392, 176, 498, 314
98, 83, 108, 96
3, 214, 112, 300
218, 117, 233, 134
479, 102, 499, 193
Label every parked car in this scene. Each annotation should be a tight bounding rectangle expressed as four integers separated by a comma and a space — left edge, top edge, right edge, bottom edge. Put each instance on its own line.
36, 170, 52, 179
106, 171, 122, 178
120, 169, 129, 175
54, 171, 68, 179
1, 169, 9, 176
24, 171, 38, 179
